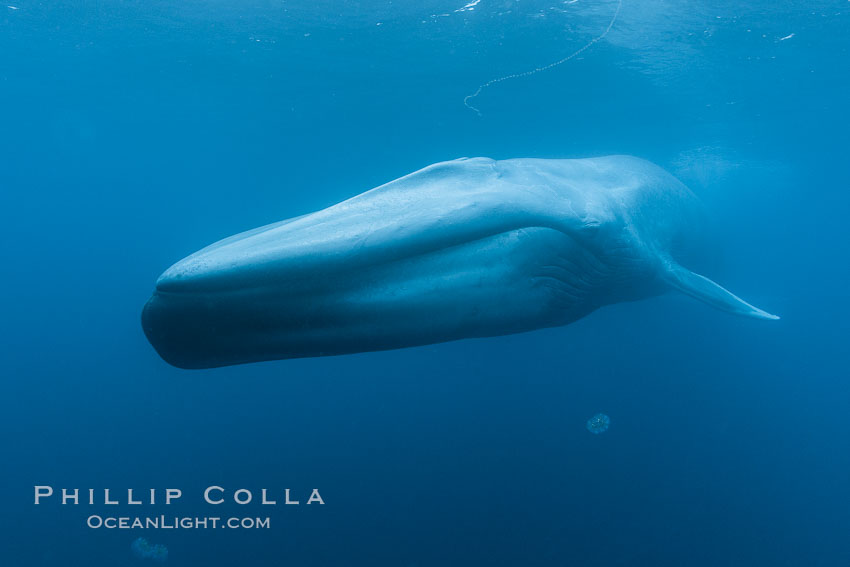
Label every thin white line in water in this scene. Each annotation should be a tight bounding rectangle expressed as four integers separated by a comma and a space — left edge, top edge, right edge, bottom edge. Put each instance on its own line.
463, 0, 622, 116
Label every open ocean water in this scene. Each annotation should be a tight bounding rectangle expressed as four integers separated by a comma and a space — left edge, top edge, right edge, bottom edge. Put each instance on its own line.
1, 0, 849, 565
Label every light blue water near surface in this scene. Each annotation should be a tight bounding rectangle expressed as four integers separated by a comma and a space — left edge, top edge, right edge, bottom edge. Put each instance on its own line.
1, 1, 849, 565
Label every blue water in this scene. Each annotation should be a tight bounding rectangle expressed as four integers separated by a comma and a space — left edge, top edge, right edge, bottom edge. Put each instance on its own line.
2, 1, 849, 565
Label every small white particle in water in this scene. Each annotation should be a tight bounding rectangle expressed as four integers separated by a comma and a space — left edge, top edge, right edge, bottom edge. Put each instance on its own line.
778, 33, 795, 41
304, 33, 310, 37
7, 5, 19, 9
376, 22, 382, 26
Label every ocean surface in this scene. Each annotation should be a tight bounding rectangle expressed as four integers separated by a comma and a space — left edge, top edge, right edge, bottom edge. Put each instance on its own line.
1, 1, 849, 565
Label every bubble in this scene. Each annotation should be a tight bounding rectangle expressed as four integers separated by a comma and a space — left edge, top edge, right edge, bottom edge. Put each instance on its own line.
463, 0, 622, 116
131, 537, 168, 563
586, 413, 610, 434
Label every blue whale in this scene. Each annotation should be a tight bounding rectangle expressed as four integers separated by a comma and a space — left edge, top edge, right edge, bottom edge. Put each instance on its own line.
142, 156, 777, 369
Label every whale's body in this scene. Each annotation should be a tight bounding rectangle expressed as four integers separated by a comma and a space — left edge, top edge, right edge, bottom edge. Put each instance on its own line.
142, 156, 777, 369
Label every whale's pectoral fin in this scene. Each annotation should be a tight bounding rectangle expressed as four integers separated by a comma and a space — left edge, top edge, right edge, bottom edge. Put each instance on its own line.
662, 260, 780, 320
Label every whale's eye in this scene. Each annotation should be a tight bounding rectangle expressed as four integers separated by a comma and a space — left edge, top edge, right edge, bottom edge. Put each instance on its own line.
586, 413, 610, 434
582, 218, 602, 232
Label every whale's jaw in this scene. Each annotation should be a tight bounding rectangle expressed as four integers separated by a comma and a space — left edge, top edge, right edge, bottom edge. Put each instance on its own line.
141, 225, 649, 369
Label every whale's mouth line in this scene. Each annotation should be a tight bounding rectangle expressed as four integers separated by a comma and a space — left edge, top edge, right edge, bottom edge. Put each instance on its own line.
152, 223, 562, 296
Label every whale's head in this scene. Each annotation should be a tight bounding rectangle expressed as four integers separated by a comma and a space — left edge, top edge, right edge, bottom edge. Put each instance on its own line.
142, 157, 630, 368
141, 197, 601, 368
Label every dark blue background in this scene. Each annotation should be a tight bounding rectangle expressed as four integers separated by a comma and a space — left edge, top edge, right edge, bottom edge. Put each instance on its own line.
1, 1, 848, 565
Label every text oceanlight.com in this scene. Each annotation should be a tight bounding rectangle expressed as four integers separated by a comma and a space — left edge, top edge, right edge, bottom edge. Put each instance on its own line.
87, 515, 271, 529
